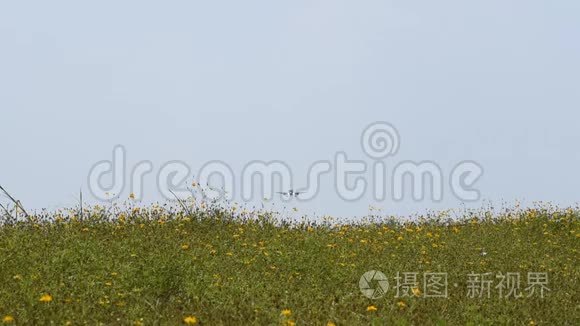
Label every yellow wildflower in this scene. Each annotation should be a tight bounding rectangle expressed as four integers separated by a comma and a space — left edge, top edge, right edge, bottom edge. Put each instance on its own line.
183, 315, 198, 325
366, 305, 378, 312
397, 301, 407, 309
39, 294, 53, 303
281, 309, 292, 317
327, 322, 337, 326
2, 315, 14, 324
412, 287, 421, 297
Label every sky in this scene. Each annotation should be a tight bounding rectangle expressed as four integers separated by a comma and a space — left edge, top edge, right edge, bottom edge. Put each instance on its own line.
1, 1, 579, 218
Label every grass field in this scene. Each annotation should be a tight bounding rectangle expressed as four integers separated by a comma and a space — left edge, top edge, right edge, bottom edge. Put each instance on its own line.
0, 202, 578, 325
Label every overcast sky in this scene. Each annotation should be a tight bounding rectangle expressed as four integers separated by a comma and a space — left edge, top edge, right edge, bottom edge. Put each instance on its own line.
1, 1, 579, 218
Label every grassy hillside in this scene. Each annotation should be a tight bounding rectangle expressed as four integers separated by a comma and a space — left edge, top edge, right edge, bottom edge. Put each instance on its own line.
0, 204, 578, 325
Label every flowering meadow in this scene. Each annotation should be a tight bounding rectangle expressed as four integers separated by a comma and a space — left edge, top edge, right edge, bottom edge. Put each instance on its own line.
0, 201, 578, 325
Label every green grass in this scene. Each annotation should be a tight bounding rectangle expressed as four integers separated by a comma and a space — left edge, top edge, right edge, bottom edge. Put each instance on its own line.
0, 205, 578, 325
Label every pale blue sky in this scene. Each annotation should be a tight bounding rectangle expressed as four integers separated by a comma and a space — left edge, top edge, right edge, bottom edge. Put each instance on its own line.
1, 1, 579, 217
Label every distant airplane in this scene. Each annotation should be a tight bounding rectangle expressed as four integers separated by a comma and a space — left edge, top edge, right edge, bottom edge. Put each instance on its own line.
276, 189, 303, 197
